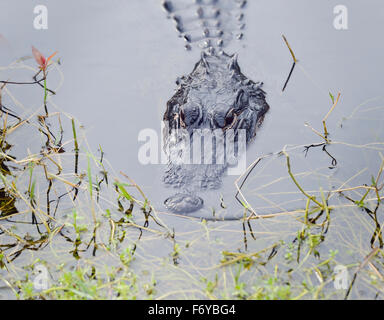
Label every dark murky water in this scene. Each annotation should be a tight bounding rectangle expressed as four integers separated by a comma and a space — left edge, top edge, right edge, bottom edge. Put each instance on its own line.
0, 0, 384, 299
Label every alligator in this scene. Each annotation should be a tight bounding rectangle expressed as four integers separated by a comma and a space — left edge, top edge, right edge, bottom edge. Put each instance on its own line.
161, 0, 270, 214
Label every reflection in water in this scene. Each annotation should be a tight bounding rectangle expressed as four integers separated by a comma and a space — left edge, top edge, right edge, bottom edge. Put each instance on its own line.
0, 0, 383, 300
0, 58, 383, 300
236, 97, 384, 298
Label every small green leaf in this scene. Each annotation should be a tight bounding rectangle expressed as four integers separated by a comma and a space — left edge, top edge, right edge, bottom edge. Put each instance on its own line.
115, 182, 133, 201
329, 92, 335, 104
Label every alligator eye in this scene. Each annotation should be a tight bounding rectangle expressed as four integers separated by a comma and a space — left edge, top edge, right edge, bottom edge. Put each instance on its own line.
224, 108, 237, 129
225, 109, 234, 125
236, 89, 249, 109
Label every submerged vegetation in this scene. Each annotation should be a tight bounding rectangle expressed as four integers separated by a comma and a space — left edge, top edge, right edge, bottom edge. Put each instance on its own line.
0, 47, 383, 300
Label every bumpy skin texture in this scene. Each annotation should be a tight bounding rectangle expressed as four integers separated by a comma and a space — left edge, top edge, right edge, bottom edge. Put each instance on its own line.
163, 52, 269, 192
162, 0, 247, 51
161, 1, 269, 214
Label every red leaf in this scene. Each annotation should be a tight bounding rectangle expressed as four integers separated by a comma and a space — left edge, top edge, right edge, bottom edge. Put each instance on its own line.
32, 46, 46, 69
46, 51, 58, 66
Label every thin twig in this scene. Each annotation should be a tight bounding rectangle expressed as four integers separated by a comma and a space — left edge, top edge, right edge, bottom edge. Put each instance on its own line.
345, 248, 381, 299
282, 35, 297, 62
323, 92, 341, 142
282, 149, 323, 207
282, 34, 298, 92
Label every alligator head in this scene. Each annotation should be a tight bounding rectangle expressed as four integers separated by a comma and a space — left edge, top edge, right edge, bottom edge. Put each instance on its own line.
164, 52, 269, 142
163, 51, 269, 213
